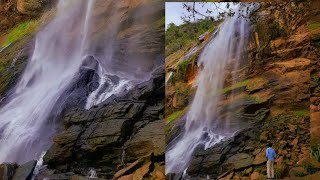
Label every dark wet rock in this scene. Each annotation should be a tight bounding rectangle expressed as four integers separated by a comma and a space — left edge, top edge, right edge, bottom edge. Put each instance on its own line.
125, 120, 165, 162
42, 66, 164, 179
0, 163, 17, 180
166, 172, 183, 180
12, 160, 37, 180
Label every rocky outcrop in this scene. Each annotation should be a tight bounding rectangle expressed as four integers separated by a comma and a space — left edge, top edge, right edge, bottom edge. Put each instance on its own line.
172, 113, 310, 179
12, 160, 37, 180
166, 2, 315, 180
39, 66, 164, 179
16, 0, 52, 16
0, 160, 37, 180
0, 163, 16, 180
310, 0, 320, 146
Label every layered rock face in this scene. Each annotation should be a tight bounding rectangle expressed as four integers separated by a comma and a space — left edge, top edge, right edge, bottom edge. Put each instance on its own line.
166, 2, 319, 179
0, 0, 165, 179
37, 1, 165, 179
310, 0, 320, 147
41, 67, 165, 179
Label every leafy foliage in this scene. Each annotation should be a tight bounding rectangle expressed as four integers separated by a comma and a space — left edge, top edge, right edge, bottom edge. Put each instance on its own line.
165, 19, 217, 57
294, 110, 310, 118
174, 60, 189, 83
268, 21, 288, 40
303, 163, 318, 174
311, 145, 320, 162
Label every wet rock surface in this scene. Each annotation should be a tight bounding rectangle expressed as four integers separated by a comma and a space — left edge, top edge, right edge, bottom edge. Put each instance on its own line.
0, 160, 37, 180
39, 66, 164, 179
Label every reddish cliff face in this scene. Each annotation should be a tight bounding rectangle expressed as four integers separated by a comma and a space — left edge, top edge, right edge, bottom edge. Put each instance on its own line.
310, 0, 320, 147
166, 1, 320, 179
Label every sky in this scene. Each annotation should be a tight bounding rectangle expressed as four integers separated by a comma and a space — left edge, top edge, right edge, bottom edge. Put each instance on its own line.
165, 2, 234, 29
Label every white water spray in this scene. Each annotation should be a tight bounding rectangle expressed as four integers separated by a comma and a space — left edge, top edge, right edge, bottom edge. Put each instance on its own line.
0, 0, 95, 164
166, 4, 253, 174
0, 0, 156, 164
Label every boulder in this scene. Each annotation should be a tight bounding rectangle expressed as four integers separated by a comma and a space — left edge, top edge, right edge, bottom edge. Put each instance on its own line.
0, 163, 16, 180
223, 153, 253, 170
253, 148, 267, 165
125, 120, 165, 161
132, 162, 151, 179
12, 160, 37, 180
289, 167, 307, 178
218, 171, 233, 180
250, 172, 261, 180
17, 0, 50, 16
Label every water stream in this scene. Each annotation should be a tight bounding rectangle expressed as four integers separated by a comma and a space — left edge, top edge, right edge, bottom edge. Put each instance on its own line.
166, 4, 253, 174
0, 0, 155, 164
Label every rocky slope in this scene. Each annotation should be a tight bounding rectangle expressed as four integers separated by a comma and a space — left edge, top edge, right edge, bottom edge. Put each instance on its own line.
166, 1, 320, 179
0, 0, 165, 179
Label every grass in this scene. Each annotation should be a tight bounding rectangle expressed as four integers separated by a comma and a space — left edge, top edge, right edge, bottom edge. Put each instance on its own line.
166, 107, 188, 124
1, 20, 39, 47
294, 110, 310, 118
173, 60, 190, 82
309, 22, 320, 31
311, 145, 320, 162
219, 79, 250, 94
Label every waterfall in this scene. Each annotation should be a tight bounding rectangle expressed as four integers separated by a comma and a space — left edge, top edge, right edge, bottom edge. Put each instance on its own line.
0, 0, 96, 164
166, 4, 253, 174
0, 0, 155, 164
120, 146, 126, 166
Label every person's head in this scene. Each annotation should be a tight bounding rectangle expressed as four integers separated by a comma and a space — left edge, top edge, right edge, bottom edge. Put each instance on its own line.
268, 142, 272, 147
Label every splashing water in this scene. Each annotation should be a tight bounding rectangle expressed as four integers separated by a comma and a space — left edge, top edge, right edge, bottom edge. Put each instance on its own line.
166, 4, 254, 174
88, 168, 97, 178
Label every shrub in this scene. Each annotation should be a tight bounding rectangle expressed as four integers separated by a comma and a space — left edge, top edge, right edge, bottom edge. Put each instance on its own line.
174, 60, 190, 82
268, 21, 288, 40
311, 145, 320, 162
303, 163, 318, 174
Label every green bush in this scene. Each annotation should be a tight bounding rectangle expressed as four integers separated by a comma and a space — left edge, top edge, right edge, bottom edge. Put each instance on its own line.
268, 21, 288, 40
294, 110, 310, 118
303, 163, 318, 174
311, 145, 320, 162
174, 60, 190, 82
166, 19, 218, 56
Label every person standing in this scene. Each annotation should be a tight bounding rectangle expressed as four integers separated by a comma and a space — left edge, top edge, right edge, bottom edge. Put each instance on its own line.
266, 142, 277, 179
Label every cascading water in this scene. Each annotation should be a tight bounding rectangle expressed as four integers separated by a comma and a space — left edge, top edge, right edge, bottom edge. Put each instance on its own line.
166, 3, 253, 174
0, 0, 95, 164
0, 0, 155, 164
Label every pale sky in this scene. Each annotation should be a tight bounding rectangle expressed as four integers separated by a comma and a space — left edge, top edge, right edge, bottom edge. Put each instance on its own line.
165, 2, 235, 29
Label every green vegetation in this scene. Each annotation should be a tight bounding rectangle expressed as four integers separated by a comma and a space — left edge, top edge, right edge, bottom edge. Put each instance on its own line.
219, 79, 250, 94
166, 18, 218, 57
311, 145, 320, 162
166, 107, 188, 123
295, 171, 308, 177
309, 22, 320, 31
268, 21, 288, 40
2, 20, 39, 47
294, 110, 310, 118
174, 60, 189, 82
175, 82, 192, 109
303, 163, 318, 174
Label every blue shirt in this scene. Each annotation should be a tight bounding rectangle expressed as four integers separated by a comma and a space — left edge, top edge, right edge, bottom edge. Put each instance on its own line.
266, 147, 276, 161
